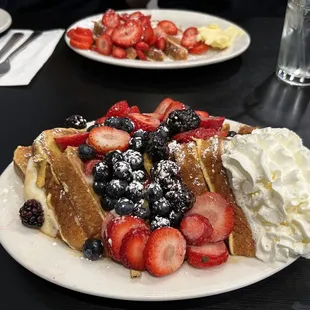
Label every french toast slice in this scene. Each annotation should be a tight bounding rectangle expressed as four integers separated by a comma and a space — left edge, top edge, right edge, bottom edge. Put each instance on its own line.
164, 36, 188, 60
169, 141, 208, 196
196, 137, 255, 257
13, 146, 32, 181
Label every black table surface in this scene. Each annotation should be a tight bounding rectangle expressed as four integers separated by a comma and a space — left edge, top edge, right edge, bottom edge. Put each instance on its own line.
1, 17, 310, 310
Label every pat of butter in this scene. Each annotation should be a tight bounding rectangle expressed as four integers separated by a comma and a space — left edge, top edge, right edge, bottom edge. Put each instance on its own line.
197, 24, 242, 49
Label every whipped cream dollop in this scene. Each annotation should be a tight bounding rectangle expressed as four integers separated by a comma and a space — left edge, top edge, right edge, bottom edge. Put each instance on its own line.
222, 127, 310, 263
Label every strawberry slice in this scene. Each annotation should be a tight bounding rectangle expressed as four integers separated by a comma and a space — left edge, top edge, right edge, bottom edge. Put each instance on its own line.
136, 49, 147, 60
180, 214, 213, 246
129, 11, 144, 20
101, 212, 116, 256
129, 105, 140, 113
67, 29, 75, 38
75, 27, 93, 36
111, 21, 143, 48
88, 126, 130, 154
95, 116, 107, 124
142, 24, 154, 44
144, 227, 186, 277
96, 34, 113, 56
155, 37, 166, 51
70, 31, 93, 44
103, 27, 114, 37
153, 26, 167, 38
120, 227, 150, 271
195, 110, 210, 119
128, 113, 160, 132
181, 27, 199, 49
183, 27, 198, 37
135, 41, 149, 51
112, 46, 127, 59
187, 241, 229, 268
163, 101, 186, 120
143, 112, 164, 121
148, 35, 158, 46
158, 20, 178, 35
102, 9, 120, 28
172, 128, 223, 143
120, 13, 130, 22
189, 42, 209, 55
200, 116, 225, 130
186, 192, 234, 242
54, 132, 89, 151
70, 39, 92, 50
154, 97, 174, 114
106, 100, 130, 118
106, 216, 148, 262
84, 159, 101, 176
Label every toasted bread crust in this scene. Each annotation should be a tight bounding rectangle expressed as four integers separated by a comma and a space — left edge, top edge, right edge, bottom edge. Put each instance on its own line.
13, 146, 32, 181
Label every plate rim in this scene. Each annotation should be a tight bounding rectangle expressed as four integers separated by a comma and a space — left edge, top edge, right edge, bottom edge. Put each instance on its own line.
64, 9, 251, 69
0, 9, 12, 34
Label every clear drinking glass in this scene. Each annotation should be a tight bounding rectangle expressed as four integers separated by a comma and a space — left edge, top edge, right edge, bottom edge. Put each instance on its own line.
276, 0, 310, 86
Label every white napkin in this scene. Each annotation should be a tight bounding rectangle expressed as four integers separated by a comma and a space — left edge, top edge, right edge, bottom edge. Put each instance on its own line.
0, 29, 64, 86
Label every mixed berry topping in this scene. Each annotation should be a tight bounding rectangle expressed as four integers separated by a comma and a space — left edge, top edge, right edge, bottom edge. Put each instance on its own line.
64, 114, 87, 129
19, 199, 44, 228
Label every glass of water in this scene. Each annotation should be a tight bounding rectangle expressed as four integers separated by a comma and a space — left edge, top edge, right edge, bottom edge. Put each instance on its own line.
276, 0, 310, 86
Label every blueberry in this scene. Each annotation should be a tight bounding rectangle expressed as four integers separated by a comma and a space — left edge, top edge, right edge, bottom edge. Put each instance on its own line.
151, 197, 171, 217
133, 205, 151, 220
115, 198, 134, 215
169, 210, 184, 228
93, 181, 108, 195
104, 117, 122, 129
106, 179, 128, 199
227, 131, 237, 138
100, 195, 117, 211
155, 125, 171, 140
123, 149, 143, 170
78, 144, 96, 160
82, 238, 104, 261
144, 182, 163, 202
129, 136, 145, 153
113, 161, 133, 182
65, 114, 87, 129
132, 170, 146, 183
92, 161, 111, 181
150, 216, 170, 231
120, 118, 135, 133
127, 180, 144, 202
105, 150, 124, 167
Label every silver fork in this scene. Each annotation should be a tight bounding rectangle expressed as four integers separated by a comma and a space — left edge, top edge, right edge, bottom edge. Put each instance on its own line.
0, 31, 42, 76
0, 33, 24, 60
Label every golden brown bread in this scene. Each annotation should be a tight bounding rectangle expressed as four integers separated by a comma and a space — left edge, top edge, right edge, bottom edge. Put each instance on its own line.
196, 137, 255, 257
13, 146, 32, 181
164, 36, 188, 60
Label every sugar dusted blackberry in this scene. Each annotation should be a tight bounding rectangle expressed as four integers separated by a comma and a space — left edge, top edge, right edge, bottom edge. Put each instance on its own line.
133, 204, 151, 220
150, 216, 170, 231
158, 176, 176, 192
115, 198, 135, 215
151, 160, 180, 181
92, 161, 111, 181
129, 136, 145, 153
127, 180, 144, 202
78, 144, 96, 160
133, 129, 147, 140
169, 210, 184, 228
132, 170, 146, 183
144, 182, 163, 202
101, 196, 116, 211
65, 114, 87, 129
82, 238, 104, 261
166, 186, 195, 213
105, 150, 124, 167
123, 149, 143, 170
106, 179, 128, 199
104, 117, 122, 129
93, 181, 108, 195
19, 199, 44, 228
166, 109, 200, 134
120, 118, 135, 133
151, 197, 171, 217
113, 161, 133, 182
146, 133, 169, 162
155, 124, 171, 140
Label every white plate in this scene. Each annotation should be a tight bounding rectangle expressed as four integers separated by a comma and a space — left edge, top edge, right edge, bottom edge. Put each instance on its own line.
0, 9, 11, 34
0, 119, 297, 300
65, 9, 251, 69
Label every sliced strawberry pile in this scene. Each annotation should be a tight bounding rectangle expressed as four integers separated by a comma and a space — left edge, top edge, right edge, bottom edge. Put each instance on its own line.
111, 21, 143, 48
187, 241, 229, 268
173, 128, 227, 143
181, 27, 199, 49
68, 26, 93, 50
186, 192, 234, 242
128, 113, 160, 132
54, 132, 89, 151
88, 126, 130, 154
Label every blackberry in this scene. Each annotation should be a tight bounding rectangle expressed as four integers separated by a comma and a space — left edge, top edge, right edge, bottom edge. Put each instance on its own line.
78, 144, 96, 160
19, 199, 44, 228
151, 160, 180, 181
146, 133, 169, 162
105, 150, 124, 167
92, 161, 111, 181
129, 136, 145, 153
132, 129, 147, 140
166, 186, 195, 212
158, 176, 177, 192
150, 216, 170, 231
166, 109, 200, 134
155, 125, 171, 140
169, 210, 184, 228
87, 123, 102, 132
93, 181, 108, 195
82, 238, 104, 261
100, 195, 117, 211
120, 118, 135, 133
227, 131, 237, 138
151, 197, 171, 217
132, 170, 146, 183
123, 149, 143, 170
144, 182, 163, 202
127, 180, 144, 202
113, 161, 133, 182
133, 204, 151, 220
106, 179, 128, 199
64, 114, 87, 129
104, 117, 122, 129
115, 198, 135, 215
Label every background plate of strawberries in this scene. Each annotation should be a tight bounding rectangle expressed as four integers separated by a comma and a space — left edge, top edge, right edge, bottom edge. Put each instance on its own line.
64, 9, 250, 69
